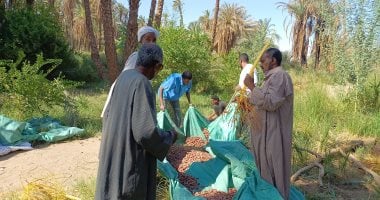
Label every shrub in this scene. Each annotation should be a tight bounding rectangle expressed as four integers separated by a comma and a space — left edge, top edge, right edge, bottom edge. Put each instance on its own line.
0, 5, 78, 80
0, 53, 77, 120
155, 26, 212, 92
66, 53, 99, 82
210, 51, 241, 97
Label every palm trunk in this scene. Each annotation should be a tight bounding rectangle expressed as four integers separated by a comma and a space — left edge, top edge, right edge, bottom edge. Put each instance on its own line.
211, 0, 219, 51
48, 0, 54, 6
313, 18, 323, 69
98, 19, 102, 51
154, 0, 164, 28
83, 0, 105, 79
8, 0, 13, 8
178, 2, 183, 27
147, 0, 156, 26
124, 0, 139, 63
101, 0, 119, 82
26, 0, 34, 7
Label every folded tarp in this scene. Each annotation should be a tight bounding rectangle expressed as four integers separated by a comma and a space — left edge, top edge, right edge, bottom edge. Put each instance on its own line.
0, 115, 84, 146
0, 115, 26, 145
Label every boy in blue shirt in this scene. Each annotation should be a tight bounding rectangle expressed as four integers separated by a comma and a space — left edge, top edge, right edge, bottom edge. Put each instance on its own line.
158, 71, 192, 127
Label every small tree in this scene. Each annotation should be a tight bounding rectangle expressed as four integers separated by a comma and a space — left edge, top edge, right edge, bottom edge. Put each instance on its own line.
156, 26, 212, 92
0, 53, 76, 120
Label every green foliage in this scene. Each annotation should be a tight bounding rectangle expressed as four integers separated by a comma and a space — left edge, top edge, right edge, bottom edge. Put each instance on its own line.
0, 5, 78, 80
67, 53, 99, 82
236, 18, 277, 60
71, 178, 96, 200
293, 79, 335, 153
291, 69, 380, 158
0, 53, 76, 120
334, 0, 379, 84
155, 26, 212, 92
209, 51, 241, 96
319, 0, 380, 113
344, 75, 380, 113
45, 89, 105, 138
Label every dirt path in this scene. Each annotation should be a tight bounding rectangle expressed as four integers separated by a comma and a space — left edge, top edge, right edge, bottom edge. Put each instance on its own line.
0, 136, 378, 199
0, 137, 100, 193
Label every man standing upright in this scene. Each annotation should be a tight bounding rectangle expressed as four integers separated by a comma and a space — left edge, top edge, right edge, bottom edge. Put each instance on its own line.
237, 53, 258, 94
158, 71, 192, 127
244, 48, 294, 200
96, 44, 177, 200
101, 26, 160, 117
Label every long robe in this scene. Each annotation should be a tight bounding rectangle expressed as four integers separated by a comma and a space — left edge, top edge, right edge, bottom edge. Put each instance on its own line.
248, 66, 294, 200
100, 52, 138, 118
96, 70, 172, 200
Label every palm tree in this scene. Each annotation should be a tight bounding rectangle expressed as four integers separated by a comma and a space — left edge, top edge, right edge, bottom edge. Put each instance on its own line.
148, 0, 156, 26
101, 0, 119, 82
278, 0, 333, 67
154, 0, 164, 28
211, 0, 220, 51
114, 2, 128, 26
188, 21, 202, 32
278, 0, 309, 66
92, 0, 103, 51
124, 0, 139, 63
277, 0, 314, 66
72, 5, 88, 51
62, 0, 76, 48
214, 3, 253, 53
26, 0, 34, 7
173, 0, 184, 27
83, 0, 104, 79
48, 0, 55, 6
198, 10, 211, 34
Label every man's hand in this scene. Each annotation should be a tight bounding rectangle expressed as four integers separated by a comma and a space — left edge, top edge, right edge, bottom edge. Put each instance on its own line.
235, 85, 241, 91
160, 104, 165, 110
244, 74, 255, 90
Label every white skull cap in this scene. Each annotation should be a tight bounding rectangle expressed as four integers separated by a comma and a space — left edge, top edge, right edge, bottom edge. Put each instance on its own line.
137, 26, 159, 42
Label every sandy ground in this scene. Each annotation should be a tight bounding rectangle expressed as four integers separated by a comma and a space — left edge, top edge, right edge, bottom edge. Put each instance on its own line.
0, 136, 378, 199
0, 137, 100, 193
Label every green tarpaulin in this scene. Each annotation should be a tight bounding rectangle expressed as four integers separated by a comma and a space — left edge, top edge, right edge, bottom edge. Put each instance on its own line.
157, 106, 305, 200
0, 115, 84, 146
0, 115, 26, 145
158, 140, 304, 200
183, 106, 209, 140
208, 103, 240, 141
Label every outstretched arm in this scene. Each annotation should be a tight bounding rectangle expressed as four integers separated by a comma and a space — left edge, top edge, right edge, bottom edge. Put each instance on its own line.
158, 86, 165, 110
186, 92, 191, 104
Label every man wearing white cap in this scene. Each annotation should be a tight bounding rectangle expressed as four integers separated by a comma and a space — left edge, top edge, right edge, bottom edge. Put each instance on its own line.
123, 26, 160, 71
101, 26, 160, 117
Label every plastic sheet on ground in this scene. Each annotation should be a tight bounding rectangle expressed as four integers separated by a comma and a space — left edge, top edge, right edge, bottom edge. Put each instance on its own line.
183, 106, 209, 140
207, 103, 240, 141
157, 106, 305, 200
0, 115, 84, 149
158, 140, 304, 199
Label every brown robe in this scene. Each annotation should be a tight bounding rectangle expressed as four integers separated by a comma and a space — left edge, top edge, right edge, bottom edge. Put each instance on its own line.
249, 66, 294, 199
96, 70, 173, 200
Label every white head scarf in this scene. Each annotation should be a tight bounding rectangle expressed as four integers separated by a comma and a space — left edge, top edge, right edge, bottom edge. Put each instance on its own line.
137, 26, 160, 42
